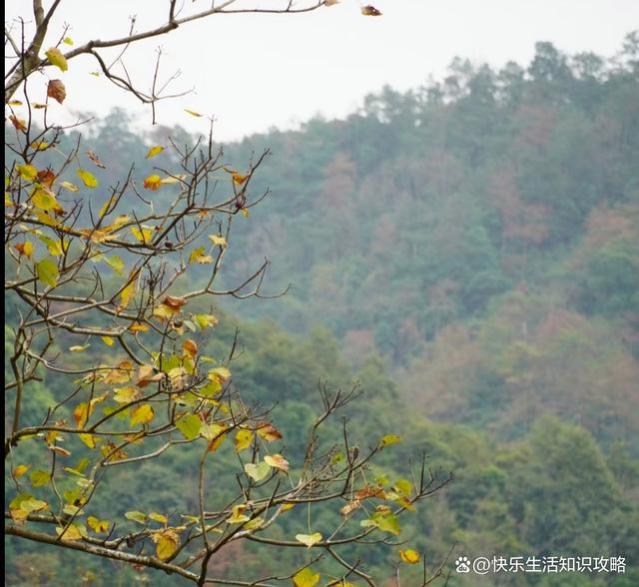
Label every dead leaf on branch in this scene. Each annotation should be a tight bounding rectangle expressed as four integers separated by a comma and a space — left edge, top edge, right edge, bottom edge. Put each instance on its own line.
361, 5, 382, 16
87, 149, 106, 169
47, 79, 66, 104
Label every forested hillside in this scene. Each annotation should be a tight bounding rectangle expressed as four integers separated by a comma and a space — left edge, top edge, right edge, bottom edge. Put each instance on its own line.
5, 35, 639, 586
218, 36, 639, 449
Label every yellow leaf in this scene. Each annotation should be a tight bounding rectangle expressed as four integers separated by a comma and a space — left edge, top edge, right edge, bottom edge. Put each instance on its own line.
227, 504, 250, 524
32, 186, 61, 212
79, 433, 96, 449
189, 246, 213, 265
101, 336, 115, 347
399, 549, 421, 564
45, 47, 68, 71
168, 367, 188, 390
60, 180, 79, 192
36, 258, 59, 288
153, 304, 175, 321
153, 529, 179, 560
69, 344, 90, 352
292, 568, 321, 587
208, 366, 231, 385
244, 517, 264, 530
394, 479, 413, 497
208, 234, 227, 247
77, 168, 98, 188
56, 523, 86, 541
143, 175, 162, 191
129, 322, 150, 333
202, 423, 228, 452
39, 235, 64, 256
130, 404, 154, 427
12, 464, 30, 478
244, 461, 271, 482
8, 100, 23, 106
295, 532, 322, 548
184, 109, 202, 117
87, 516, 110, 533
224, 167, 249, 185
131, 226, 154, 244
146, 145, 164, 159
104, 215, 131, 233
17, 164, 37, 181
31, 140, 50, 150
194, 314, 218, 329
235, 429, 253, 452
15, 241, 34, 258
160, 174, 186, 185
119, 270, 139, 310
380, 434, 402, 448
264, 454, 289, 473
149, 512, 168, 524
63, 36, 74, 46
113, 386, 140, 403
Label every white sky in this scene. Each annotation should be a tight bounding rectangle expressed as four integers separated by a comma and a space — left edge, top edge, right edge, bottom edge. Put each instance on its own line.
5, 0, 639, 141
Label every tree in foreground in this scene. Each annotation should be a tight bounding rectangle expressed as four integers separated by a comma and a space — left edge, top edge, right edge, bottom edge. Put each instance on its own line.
4, 2, 451, 585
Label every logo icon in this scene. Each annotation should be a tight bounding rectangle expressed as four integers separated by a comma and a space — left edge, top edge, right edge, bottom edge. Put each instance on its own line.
455, 556, 471, 573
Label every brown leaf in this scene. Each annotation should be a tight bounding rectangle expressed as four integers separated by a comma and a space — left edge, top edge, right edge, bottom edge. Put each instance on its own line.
182, 339, 198, 359
136, 365, 165, 388
354, 484, 386, 500
87, 149, 106, 169
162, 295, 187, 311
47, 79, 66, 104
361, 5, 382, 16
256, 423, 283, 442
37, 167, 56, 187
9, 115, 26, 132
340, 500, 361, 517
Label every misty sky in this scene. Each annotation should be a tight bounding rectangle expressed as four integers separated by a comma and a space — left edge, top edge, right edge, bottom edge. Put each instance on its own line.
5, 0, 639, 141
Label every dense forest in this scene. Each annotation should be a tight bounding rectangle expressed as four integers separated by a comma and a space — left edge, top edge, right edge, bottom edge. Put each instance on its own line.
5, 34, 639, 585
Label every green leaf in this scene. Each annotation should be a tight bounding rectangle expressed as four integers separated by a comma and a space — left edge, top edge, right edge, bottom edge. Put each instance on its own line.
295, 532, 323, 548
29, 469, 51, 487
36, 258, 59, 288
125, 511, 148, 524
176, 414, 201, 440
244, 462, 271, 482
373, 511, 401, 535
